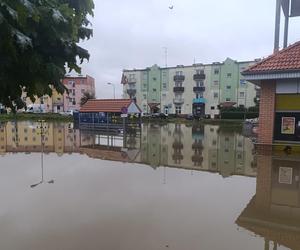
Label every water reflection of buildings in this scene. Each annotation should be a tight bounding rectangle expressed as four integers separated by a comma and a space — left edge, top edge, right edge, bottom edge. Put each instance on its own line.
140, 123, 256, 177
0, 122, 256, 178
237, 154, 300, 250
0, 121, 91, 155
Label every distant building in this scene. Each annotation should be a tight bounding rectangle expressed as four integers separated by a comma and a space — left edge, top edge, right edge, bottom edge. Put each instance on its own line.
243, 41, 300, 144
61, 75, 95, 113
122, 58, 260, 118
21, 75, 95, 113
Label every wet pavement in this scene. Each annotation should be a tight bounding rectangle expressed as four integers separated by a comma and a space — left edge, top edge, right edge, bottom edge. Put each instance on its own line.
0, 121, 298, 250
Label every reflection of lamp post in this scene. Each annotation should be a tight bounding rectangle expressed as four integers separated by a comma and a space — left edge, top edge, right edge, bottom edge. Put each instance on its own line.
107, 82, 116, 99
30, 120, 54, 188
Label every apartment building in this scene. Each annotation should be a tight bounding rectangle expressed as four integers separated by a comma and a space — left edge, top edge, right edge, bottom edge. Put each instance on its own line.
21, 75, 95, 113
122, 58, 260, 118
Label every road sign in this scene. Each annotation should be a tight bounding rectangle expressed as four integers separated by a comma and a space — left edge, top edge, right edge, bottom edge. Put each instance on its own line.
121, 106, 128, 114
121, 114, 128, 118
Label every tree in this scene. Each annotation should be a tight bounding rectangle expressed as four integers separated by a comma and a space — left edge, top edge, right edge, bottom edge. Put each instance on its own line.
80, 91, 95, 106
0, 0, 94, 110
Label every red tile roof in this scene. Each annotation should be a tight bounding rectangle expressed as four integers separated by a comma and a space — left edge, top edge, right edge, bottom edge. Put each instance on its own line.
80, 99, 133, 113
243, 41, 300, 74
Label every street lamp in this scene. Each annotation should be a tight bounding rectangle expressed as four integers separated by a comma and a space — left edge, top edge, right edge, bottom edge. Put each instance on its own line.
107, 82, 116, 99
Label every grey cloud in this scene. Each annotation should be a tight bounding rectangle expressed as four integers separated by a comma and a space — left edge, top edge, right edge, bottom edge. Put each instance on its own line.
79, 0, 300, 98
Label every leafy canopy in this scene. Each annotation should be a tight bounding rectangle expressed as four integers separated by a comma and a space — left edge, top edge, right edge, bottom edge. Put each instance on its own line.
80, 90, 95, 106
0, 0, 94, 109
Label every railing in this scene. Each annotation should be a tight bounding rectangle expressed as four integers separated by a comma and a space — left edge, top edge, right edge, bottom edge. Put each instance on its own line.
193, 86, 206, 92
173, 87, 185, 93
193, 74, 206, 80
173, 98, 184, 104
173, 75, 185, 82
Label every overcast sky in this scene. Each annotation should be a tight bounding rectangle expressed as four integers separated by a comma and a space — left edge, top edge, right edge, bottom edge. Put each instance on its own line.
78, 0, 300, 99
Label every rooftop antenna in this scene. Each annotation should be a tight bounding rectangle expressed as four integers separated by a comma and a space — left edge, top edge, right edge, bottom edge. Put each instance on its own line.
163, 47, 168, 67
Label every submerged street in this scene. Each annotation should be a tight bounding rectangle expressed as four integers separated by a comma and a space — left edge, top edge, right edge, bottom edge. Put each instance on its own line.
0, 121, 297, 250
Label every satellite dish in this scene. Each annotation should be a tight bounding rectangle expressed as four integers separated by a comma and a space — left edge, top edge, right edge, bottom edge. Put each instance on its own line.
169, 5, 174, 9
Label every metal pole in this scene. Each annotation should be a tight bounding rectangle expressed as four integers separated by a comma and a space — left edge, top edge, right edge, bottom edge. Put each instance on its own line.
113, 85, 116, 99
283, 0, 290, 48
274, 0, 282, 52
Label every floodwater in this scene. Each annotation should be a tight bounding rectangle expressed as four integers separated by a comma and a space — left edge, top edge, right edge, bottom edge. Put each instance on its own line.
0, 121, 298, 250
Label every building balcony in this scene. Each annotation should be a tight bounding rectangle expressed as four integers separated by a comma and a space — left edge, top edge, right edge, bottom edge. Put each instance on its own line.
173, 87, 185, 93
173, 98, 184, 104
128, 79, 136, 84
173, 75, 185, 82
193, 74, 206, 80
193, 86, 206, 92
127, 89, 136, 96
193, 98, 206, 104
192, 141, 204, 150
172, 141, 183, 149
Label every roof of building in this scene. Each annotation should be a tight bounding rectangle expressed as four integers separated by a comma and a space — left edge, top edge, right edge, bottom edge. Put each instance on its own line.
123, 58, 257, 73
243, 41, 300, 75
80, 99, 139, 113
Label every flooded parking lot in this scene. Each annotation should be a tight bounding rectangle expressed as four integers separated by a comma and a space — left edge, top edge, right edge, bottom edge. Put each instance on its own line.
0, 121, 298, 250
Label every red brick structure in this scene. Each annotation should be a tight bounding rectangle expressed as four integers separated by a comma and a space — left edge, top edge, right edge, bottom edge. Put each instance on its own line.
243, 41, 300, 145
257, 81, 276, 144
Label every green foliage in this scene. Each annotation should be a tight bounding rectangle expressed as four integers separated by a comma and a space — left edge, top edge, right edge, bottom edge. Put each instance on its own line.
80, 91, 95, 106
0, 0, 94, 110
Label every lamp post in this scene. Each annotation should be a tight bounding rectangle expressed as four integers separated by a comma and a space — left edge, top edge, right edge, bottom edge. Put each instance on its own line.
107, 82, 116, 99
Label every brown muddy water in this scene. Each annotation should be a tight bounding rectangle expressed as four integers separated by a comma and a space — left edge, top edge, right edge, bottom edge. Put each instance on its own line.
0, 121, 298, 250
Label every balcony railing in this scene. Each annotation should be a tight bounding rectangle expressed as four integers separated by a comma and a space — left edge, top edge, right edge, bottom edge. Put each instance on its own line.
128, 78, 136, 84
172, 141, 183, 149
173, 87, 185, 93
174, 75, 185, 82
193, 74, 206, 80
193, 86, 205, 92
173, 98, 184, 104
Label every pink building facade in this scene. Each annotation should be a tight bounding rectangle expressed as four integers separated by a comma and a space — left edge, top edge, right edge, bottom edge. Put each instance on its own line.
52, 75, 95, 113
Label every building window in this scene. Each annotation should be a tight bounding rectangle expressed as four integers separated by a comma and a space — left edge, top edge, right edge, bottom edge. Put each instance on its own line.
213, 80, 219, 85
143, 94, 147, 99
162, 93, 166, 99
226, 85, 231, 89
153, 88, 156, 92
196, 93, 203, 98
213, 92, 218, 98
239, 92, 245, 98
153, 77, 157, 81
175, 71, 183, 76
226, 98, 231, 101
162, 82, 167, 89
227, 73, 232, 78
129, 74, 135, 81
196, 80, 204, 87
214, 69, 219, 74
81, 89, 85, 93
175, 106, 181, 114
196, 69, 204, 74
211, 106, 215, 110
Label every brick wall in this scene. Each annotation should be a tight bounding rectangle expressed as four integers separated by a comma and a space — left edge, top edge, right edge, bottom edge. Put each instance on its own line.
258, 80, 276, 144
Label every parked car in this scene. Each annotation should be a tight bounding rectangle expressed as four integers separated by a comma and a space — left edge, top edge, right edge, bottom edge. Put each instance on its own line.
151, 113, 168, 119
26, 104, 46, 113
141, 113, 151, 118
